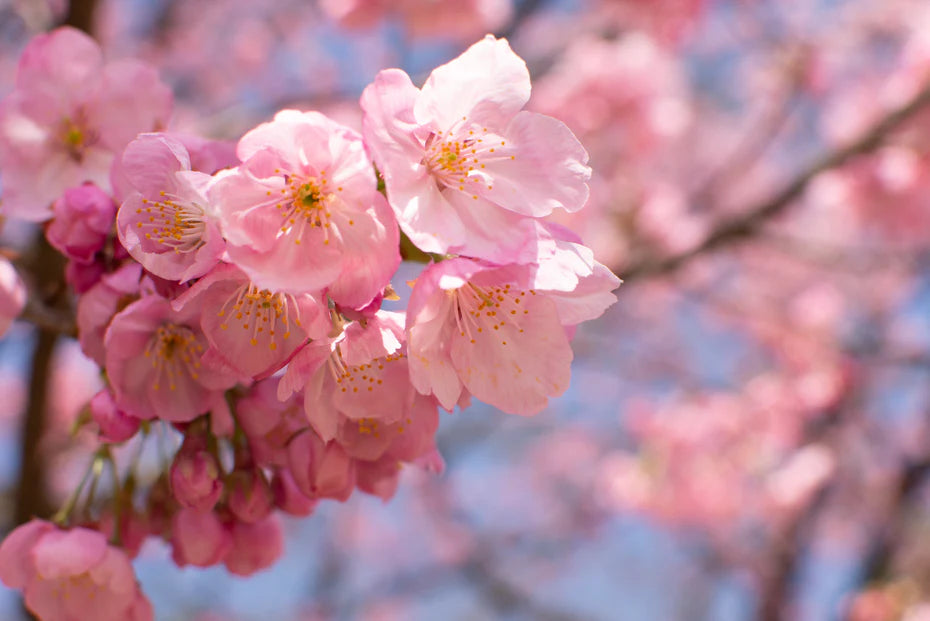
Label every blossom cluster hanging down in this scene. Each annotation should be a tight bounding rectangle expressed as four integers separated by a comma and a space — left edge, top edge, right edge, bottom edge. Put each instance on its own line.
0, 27, 618, 621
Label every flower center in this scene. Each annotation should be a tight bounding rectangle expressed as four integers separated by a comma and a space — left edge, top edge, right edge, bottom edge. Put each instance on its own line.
58, 116, 97, 162
271, 171, 343, 245
137, 192, 207, 254
422, 121, 515, 199
451, 282, 534, 346
144, 324, 203, 390
217, 283, 302, 350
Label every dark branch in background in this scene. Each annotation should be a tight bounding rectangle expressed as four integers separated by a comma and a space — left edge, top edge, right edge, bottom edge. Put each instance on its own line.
13, 237, 67, 621
756, 395, 852, 621
62, 0, 98, 33
849, 457, 930, 615
619, 79, 930, 283
496, 0, 547, 40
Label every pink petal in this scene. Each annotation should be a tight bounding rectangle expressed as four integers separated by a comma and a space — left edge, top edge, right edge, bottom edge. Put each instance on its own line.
414, 36, 530, 131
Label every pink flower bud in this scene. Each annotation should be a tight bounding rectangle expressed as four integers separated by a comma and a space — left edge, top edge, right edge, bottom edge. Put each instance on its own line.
271, 468, 318, 517
65, 258, 107, 294
169, 447, 223, 513
223, 515, 283, 577
90, 389, 140, 443
287, 430, 356, 501
170, 508, 232, 568
46, 183, 116, 264
226, 468, 274, 524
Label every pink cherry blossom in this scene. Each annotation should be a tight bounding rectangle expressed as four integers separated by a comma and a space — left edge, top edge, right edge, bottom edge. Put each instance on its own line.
212, 109, 399, 307
104, 294, 235, 422
280, 312, 409, 439
0, 519, 149, 621
0, 27, 171, 220
361, 35, 590, 263
46, 182, 116, 264
76, 261, 142, 366
406, 250, 617, 415
172, 263, 330, 380
117, 133, 226, 282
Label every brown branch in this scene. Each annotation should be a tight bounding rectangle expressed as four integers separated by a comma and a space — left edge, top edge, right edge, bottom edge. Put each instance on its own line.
13, 236, 68, 528
619, 79, 930, 282
62, 0, 99, 33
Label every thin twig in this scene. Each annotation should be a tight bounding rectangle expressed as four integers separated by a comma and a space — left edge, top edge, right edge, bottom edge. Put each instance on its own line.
619, 79, 930, 282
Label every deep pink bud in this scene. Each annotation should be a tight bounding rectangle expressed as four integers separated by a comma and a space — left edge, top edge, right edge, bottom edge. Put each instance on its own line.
90, 389, 140, 443
169, 447, 223, 513
223, 515, 284, 577
226, 468, 274, 524
46, 183, 116, 264
271, 468, 318, 517
170, 508, 232, 568
65, 258, 106, 294
287, 430, 356, 501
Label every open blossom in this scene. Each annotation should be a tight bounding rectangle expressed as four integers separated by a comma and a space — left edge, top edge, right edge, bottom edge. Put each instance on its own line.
0, 27, 171, 220
212, 110, 399, 308
406, 236, 619, 414
117, 133, 225, 282
172, 263, 330, 380
76, 261, 142, 366
361, 35, 590, 263
104, 294, 235, 422
0, 520, 151, 621
278, 311, 441, 473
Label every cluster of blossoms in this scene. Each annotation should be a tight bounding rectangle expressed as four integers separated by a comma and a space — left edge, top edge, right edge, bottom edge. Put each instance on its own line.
0, 27, 617, 620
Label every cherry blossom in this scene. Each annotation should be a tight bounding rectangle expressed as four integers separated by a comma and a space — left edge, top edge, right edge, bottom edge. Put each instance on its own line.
361, 35, 591, 263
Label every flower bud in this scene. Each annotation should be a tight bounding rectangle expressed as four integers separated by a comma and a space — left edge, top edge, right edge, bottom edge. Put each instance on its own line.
271, 468, 317, 517
226, 468, 273, 524
47, 183, 116, 264
169, 446, 223, 513
223, 515, 283, 577
170, 508, 231, 567
90, 389, 140, 443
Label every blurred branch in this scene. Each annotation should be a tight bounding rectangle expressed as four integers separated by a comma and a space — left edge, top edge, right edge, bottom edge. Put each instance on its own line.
689, 78, 800, 210
759, 396, 854, 621
619, 79, 930, 282
62, 0, 98, 33
13, 236, 67, 528
858, 457, 930, 585
496, 0, 548, 40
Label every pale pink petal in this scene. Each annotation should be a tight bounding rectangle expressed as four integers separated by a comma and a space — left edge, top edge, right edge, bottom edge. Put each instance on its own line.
414, 36, 530, 131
